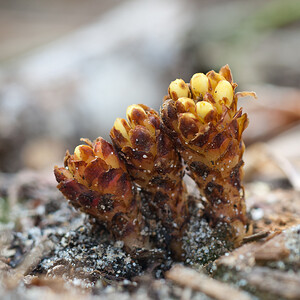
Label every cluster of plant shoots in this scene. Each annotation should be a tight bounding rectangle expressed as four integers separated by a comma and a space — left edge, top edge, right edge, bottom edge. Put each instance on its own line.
54, 65, 256, 258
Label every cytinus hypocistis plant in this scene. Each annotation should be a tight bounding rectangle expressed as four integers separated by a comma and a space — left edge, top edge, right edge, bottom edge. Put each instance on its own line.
161, 65, 256, 245
110, 104, 188, 256
54, 137, 150, 253
54, 65, 256, 256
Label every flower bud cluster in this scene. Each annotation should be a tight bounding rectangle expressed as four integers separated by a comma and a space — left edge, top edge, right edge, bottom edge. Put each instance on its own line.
54, 138, 148, 252
162, 65, 256, 244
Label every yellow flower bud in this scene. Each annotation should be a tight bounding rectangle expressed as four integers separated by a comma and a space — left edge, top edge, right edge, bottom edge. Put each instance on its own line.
207, 71, 225, 92
168, 79, 190, 100
177, 97, 196, 114
214, 80, 234, 112
190, 73, 209, 98
74, 145, 83, 160
74, 145, 94, 163
195, 101, 215, 121
93, 139, 121, 169
113, 118, 131, 143
126, 104, 156, 136
126, 105, 148, 126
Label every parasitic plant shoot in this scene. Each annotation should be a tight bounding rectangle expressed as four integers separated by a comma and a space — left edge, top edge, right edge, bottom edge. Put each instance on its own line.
54, 137, 149, 253
110, 104, 188, 256
54, 65, 256, 257
161, 65, 257, 245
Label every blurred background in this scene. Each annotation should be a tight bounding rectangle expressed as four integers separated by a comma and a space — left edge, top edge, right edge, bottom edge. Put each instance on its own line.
0, 0, 299, 173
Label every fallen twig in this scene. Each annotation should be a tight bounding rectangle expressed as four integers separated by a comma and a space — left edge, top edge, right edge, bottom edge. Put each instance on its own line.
4, 237, 55, 289
242, 230, 269, 244
260, 143, 300, 192
166, 265, 252, 300
242, 267, 300, 300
